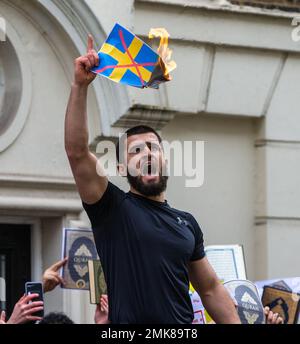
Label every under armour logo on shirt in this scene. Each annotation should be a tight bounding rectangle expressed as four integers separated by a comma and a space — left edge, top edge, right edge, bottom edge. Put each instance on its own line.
177, 217, 188, 226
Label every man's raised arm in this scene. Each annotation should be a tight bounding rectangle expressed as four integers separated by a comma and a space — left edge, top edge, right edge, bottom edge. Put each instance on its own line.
65, 35, 108, 204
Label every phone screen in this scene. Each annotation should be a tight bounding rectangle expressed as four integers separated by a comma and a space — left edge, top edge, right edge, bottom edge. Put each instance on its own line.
25, 282, 44, 318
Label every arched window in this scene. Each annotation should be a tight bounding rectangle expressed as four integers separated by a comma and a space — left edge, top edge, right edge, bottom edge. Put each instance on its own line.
0, 38, 22, 137
0, 22, 32, 153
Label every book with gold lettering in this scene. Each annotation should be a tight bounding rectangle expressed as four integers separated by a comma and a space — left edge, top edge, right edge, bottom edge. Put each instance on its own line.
224, 280, 265, 324
62, 228, 98, 290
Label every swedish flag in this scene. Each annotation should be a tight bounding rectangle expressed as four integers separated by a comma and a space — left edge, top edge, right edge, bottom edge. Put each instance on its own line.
92, 23, 160, 88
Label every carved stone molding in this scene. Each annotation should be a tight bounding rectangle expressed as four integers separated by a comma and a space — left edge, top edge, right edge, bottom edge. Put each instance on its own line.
112, 106, 175, 130
0, 174, 81, 215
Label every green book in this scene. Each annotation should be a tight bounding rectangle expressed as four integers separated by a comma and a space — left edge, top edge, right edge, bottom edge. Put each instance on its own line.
88, 260, 107, 304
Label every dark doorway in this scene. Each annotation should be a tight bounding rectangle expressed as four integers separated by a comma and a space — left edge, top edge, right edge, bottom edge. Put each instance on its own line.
0, 224, 31, 317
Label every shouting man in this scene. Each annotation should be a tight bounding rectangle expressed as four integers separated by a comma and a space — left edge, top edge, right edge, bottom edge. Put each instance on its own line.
65, 35, 240, 324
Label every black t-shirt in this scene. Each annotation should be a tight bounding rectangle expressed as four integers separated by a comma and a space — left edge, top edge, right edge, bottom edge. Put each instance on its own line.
82, 182, 205, 324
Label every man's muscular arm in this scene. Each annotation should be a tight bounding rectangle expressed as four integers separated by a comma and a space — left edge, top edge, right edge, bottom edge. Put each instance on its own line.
189, 257, 241, 324
65, 35, 107, 204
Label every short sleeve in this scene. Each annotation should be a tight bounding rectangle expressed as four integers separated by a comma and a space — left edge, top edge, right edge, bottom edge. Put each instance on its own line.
82, 182, 125, 228
187, 214, 206, 261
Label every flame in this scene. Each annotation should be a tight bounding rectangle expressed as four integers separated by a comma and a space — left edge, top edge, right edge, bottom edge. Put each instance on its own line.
148, 28, 177, 79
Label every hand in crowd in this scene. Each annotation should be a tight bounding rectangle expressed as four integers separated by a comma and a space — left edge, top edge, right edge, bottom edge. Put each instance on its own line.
94, 294, 110, 324
0, 310, 6, 324
264, 306, 283, 324
43, 257, 68, 293
6, 294, 44, 324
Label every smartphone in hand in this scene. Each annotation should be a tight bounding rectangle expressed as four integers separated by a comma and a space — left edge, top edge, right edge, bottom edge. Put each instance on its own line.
25, 282, 44, 318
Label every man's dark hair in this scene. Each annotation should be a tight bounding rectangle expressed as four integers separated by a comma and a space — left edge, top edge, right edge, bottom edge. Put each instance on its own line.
39, 312, 74, 324
116, 125, 162, 163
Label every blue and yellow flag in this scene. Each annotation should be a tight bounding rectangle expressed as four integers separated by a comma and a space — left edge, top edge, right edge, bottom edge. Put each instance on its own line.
92, 23, 164, 89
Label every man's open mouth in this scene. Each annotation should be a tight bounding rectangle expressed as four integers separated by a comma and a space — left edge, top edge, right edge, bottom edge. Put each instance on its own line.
141, 161, 158, 176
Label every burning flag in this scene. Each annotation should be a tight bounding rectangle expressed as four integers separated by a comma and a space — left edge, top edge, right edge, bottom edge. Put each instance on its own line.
91, 23, 176, 89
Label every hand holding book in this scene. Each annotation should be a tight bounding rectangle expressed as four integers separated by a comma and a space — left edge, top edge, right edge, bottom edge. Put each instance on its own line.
94, 295, 110, 324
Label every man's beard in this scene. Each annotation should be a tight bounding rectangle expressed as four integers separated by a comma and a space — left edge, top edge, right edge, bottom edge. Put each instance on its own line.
127, 173, 168, 197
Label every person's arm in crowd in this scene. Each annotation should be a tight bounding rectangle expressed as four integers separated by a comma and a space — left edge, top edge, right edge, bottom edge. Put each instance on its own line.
188, 257, 241, 324
65, 35, 108, 205
42, 257, 68, 293
94, 294, 110, 324
3, 294, 44, 324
